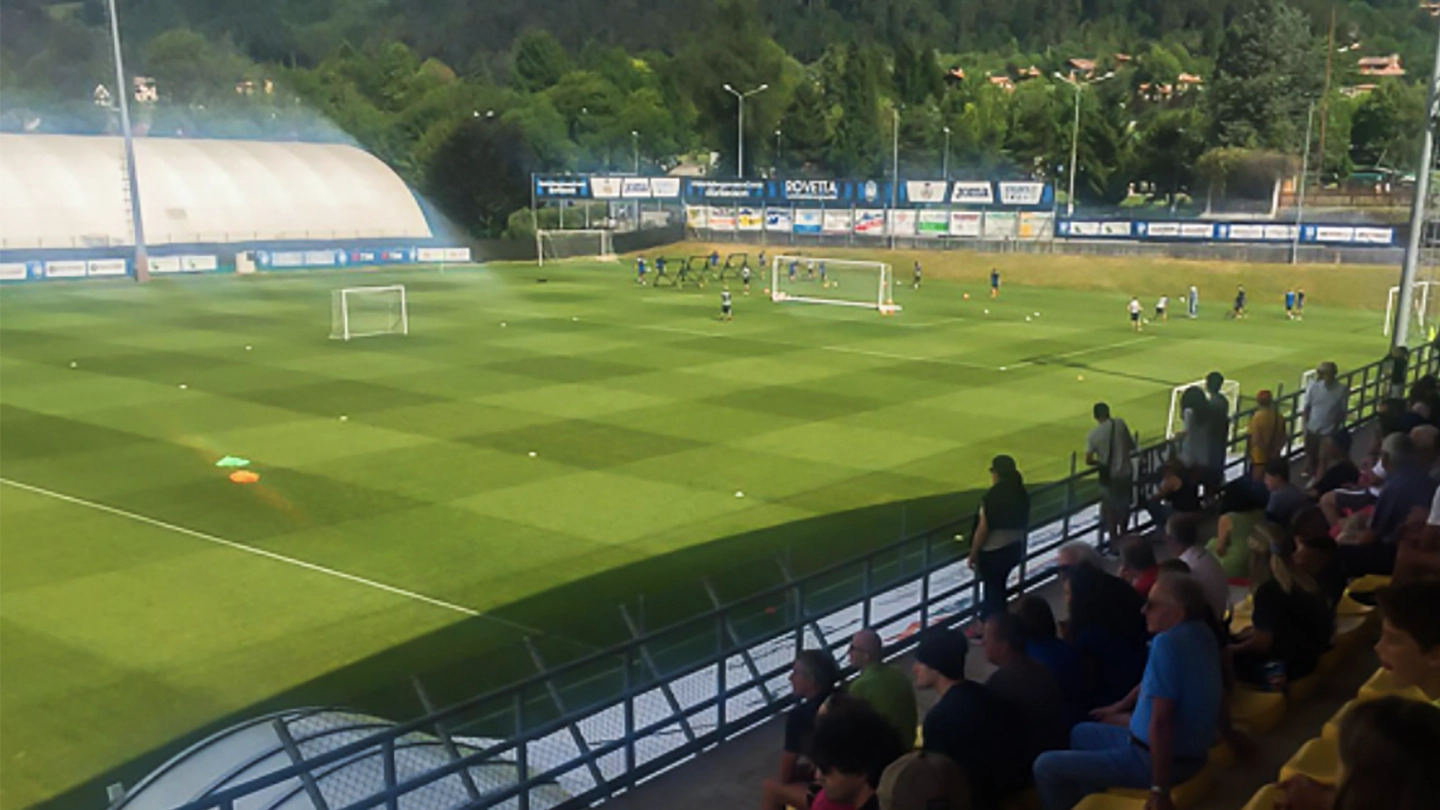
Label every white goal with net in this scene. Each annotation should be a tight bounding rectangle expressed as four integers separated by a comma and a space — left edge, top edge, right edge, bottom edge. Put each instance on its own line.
536, 229, 616, 266
769, 255, 899, 314
1383, 281, 1439, 342
1165, 378, 1241, 440
331, 285, 409, 341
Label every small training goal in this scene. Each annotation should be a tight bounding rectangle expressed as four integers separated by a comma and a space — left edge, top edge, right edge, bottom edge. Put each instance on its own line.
1383, 280, 1440, 342
769, 254, 899, 314
536, 229, 616, 266
331, 285, 409, 341
1165, 378, 1241, 440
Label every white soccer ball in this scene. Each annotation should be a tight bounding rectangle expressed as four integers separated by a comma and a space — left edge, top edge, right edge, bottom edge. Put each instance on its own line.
340, 415, 348, 421
245, 345, 253, 351
572, 317, 578, 322
69, 361, 77, 368
984, 309, 990, 314
1033, 312, 1040, 317
1025, 316, 1032, 322
735, 490, 745, 498
178, 384, 187, 389
999, 366, 1008, 371
528, 451, 538, 458
501, 322, 507, 328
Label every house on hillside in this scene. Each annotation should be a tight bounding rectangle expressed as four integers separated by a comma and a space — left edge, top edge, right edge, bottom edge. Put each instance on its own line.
1357, 54, 1405, 77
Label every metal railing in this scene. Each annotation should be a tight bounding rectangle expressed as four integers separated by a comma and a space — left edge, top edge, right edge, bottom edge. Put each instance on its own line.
155, 343, 1439, 810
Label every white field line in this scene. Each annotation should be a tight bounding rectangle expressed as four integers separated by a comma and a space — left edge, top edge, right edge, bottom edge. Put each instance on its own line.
1009, 336, 1155, 369
0, 477, 545, 635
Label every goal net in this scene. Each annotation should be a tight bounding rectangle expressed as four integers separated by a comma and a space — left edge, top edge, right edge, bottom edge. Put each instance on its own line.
1165, 379, 1241, 440
1383, 281, 1440, 343
769, 255, 899, 314
536, 229, 616, 266
331, 285, 408, 341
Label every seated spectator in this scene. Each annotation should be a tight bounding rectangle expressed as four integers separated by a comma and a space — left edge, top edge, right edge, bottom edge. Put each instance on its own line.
1292, 508, 1347, 606
1033, 574, 1222, 810
1264, 459, 1311, 526
1166, 514, 1229, 622
1395, 490, 1440, 585
807, 700, 910, 810
1014, 595, 1087, 726
1279, 697, 1440, 810
1158, 559, 1191, 575
1247, 389, 1286, 477
1414, 424, 1440, 478
1118, 535, 1160, 597
1056, 540, 1106, 571
1209, 481, 1267, 578
1063, 562, 1150, 708
846, 629, 918, 745
1144, 457, 1203, 529
1337, 432, 1438, 578
874, 750, 972, 810
984, 610, 1068, 762
1231, 532, 1335, 687
761, 649, 838, 810
1375, 581, 1440, 705
913, 628, 1028, 808
1306, 430, 1359, 500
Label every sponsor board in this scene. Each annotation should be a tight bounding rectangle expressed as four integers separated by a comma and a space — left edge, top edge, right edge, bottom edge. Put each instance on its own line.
1063, 221, 1102, 237
795, 209, 823, 235
765, 208, 793, 232
535, 177, 588, 198
1101, 222, 1133, 237
149, 256, 183, 274
983, 211, 1018, 239
590, 177, 623, 199
854, 209, 886, 235
685, 205, 709, 229
951, 181, 995, 205
1353, 227, 1393, 245
736, 207, 763, 231
1018, 212, 1054, 239
622, 178, 651, 198
649, 178, 681, 198
1314, 226, 1355, 243
785, 179, 841, 202
888, 209, 917, 237
416, 247, 447, 262
443, 247, 472, 262
182, 255, 220, 271
87, 259, 128, 276
44, 261, 87, 278
687, 179, 765, 199
0, 262, 31, 281
1180, 223, 1214, 239
1264, 225, 1298, 241
822, 209, 852, 233
905, 180, 949, 204
1143, 222, 1179, 238
948, 210, 982, 237
1223, 224, 1265, 241
304, 250, 341, 266
708, 206, 737, 230
918, 210, 949, 236
998, 182, 1045, 206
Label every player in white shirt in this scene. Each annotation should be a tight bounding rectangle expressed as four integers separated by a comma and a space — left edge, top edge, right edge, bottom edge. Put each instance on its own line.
1155, 294, 1169, 322
720, 289, 734, 321
1128, 296, 1143, 332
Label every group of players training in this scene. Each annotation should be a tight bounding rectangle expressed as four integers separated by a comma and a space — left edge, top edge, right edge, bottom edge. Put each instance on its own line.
1126, 285, 1309, 331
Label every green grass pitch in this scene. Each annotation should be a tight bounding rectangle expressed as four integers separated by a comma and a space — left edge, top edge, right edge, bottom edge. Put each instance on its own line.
0, 258, 1392, 808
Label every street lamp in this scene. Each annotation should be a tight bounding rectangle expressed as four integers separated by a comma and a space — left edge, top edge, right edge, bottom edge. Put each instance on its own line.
774, 128, 782, 174
1054, 70, 1115, 216
942, 125, 951, 182
631, 130, 640, 174
105, 0, 149, 281
723, 82, 769, 178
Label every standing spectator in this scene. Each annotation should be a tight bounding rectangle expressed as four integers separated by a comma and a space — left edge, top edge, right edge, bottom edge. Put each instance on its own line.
1063, 563, 1150, 709
1247, 390, 1287, 477
1306, 431, 1360, 500
1208, 482, 1267, 579
1144, 457, 1204, 529
1304, 362, 1350, 480
1280, 697, 1440, 810
761, 649, 838, 810
1231, 533, 1334, 687
1385, 345, 1410, 400
984, 610, 1068, 761
913, 628, 1028, 808
1087, 402, 1135, 545
1205, 371, 1232, 484
1375, 581, 1440, 705
1015, 595, 1087, 726
1118, 535, 1161, 598
807, 700, 910, 810
967, 455, 1030, 622
1178, 386, 1214, 475
1033, 574, 1222, 810
1166, 515, 1230, 622
1338, 432, 1438, 578
1263, 459, 1311, 526
846, 629, 918, 745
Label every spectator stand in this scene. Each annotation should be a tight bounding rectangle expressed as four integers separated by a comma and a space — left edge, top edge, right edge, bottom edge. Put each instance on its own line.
147, 345, 1440, 810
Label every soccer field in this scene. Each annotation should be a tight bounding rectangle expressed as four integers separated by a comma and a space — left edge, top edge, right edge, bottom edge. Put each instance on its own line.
0, 256, 1394, 809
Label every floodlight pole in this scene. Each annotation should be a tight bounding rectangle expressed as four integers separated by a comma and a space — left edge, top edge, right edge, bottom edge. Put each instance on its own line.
1393, 23, 1440, 348
1291, 101, 1316, 265
723, 83, 768, 178
1056, 71, 1114, 218
891, 106, 900, 249
942, 126, 951, 182
106, 0, 149, 281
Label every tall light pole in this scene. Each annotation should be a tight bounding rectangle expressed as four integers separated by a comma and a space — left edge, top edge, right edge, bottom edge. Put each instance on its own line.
1291, 101, 1316, 265
774, 128, 782, 175
1392, 23, 1440, 347
1055, 71, 1115, 217
631, 130, 640, 174
942, 125, 951, 182
891, 106, 900, 249
723, 82, 768, 178
106, 0, 149, 281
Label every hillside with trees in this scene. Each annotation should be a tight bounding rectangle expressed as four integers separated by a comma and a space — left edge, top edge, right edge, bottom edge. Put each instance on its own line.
0, 0, 1432, 236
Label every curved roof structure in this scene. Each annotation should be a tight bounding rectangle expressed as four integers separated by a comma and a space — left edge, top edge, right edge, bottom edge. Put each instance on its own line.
0, 134, 432, 250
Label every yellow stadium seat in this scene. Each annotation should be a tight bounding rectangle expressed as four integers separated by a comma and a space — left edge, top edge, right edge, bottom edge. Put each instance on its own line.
1358, 667, 1431, 702
1279, 737, 1340, 785
1317, 645, 1348, 675
1240, 783, 1283, 810
1333, 614, 1371, 647
1336, 591, 1373, 617
1232, 687, 1287, 734
1289, 671, 1322, 702
1230, 595, 1254, 634
1073, 794, 1144, 810
1322, 699, 1359, 741
1109, 768, 1213, 808
1208, 740, 1235, 769
1345, 574, 1392, 596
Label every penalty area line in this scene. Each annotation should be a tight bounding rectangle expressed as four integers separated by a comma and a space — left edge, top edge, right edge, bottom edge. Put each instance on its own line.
0, 477, 546, 636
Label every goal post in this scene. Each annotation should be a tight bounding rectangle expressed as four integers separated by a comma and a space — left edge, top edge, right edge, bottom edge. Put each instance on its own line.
769, 254, 900, 314
1384, 281, 1439, 342
1165, 379, 1241, 440
536, 229, 616, 266
330, 285, 408, 341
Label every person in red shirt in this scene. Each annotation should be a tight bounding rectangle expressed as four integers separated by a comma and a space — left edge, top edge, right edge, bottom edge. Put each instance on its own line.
1118, 535, 1160, 597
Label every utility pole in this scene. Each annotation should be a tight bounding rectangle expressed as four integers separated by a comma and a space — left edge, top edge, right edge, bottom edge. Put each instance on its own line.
1055, 71, 1115, 217
891, 106, 900, 249
723, 83, 769, 179
1292, 102, 1316, 265
1316, 8, 1337, 187
106, 0, 149, 281
1393, 23, 1440, 347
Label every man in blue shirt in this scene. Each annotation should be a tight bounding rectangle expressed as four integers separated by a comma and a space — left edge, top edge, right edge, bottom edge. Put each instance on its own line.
1338, 432, 1438, 577
1033, 573, 1222, 810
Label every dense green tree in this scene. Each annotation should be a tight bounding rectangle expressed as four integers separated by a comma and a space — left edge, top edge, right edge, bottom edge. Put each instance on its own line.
511, 29, 570, 93
1349, 79, 1427, 170
829, 44, 885, 176
1206, 0, 1324, 151
425, 116, 537, 237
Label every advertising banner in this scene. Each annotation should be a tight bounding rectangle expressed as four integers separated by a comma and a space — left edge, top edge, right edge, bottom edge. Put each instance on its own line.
304, 250, 341, 266
1142, 222, 1178, 238
535, 177, 589, 198
795, 209, 823, 234
785, 179, 843, 202
888, 209, 917, 237
44, 260, 87, 278
87, 259, 128, 276
1062, 221, 1101, 237
918, 210, 949, 237
951, 181, 995, 205
1264, 225, 1298, 241
183, 255, 221, 271
998, 182, 1045, 206
737, 207, 763, 231
1353, 227, 1393, 245
622, 178, 651, 198
1180, 222, 1214, 239
443, 248, 472, 262
685, 205, 709, 229
649, 178, 681, 198
854, 209, 886, 235
590, 177, 623, 199
149, 256, 183, 274
708, 206, 737, 231
905, 181, 949, 204
0, 262, 29, 281
1314, 226, 1355, 243
1223, 224, 1265, 241
1018, 212, 1055, 239
983, 211, 1018, 239
822, 209, 852, 233
687, 179, 766, 200
766, 208, 793, 232
1102, 222, 1133, 237
948, 211, 982, 237
415, 248, 447, 262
